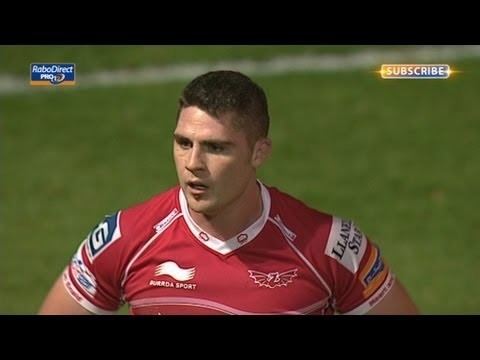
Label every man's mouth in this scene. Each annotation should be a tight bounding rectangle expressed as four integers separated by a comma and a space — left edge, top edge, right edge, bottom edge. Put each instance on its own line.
186, 181, 209, 193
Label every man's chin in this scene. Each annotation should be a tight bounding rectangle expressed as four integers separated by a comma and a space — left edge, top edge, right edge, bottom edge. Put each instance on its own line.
186, 195, 213, 214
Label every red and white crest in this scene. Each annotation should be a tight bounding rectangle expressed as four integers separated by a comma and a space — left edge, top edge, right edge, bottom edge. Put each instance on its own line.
248, 269, 298, 288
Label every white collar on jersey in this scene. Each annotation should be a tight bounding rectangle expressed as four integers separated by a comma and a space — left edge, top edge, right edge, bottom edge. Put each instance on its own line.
179, 180, 271, 255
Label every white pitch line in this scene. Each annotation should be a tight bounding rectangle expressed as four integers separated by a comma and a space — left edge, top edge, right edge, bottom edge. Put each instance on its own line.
1, 46, 480, 95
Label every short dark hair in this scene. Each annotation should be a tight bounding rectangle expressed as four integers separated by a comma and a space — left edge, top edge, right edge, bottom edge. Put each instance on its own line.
177, 70, 270, 144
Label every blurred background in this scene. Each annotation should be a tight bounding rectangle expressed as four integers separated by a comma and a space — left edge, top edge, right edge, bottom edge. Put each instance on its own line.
1, 45, 479, 314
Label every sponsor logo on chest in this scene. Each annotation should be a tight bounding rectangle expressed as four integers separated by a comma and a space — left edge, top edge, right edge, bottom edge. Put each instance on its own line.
149, 261, 197, 290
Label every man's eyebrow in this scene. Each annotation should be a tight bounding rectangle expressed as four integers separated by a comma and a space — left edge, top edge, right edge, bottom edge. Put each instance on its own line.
173, 133, 233, 146
201, 139, 234, 147
173, 133, 189, 141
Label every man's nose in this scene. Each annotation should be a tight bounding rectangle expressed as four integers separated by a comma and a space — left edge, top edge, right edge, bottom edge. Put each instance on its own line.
186, 145, 205, 172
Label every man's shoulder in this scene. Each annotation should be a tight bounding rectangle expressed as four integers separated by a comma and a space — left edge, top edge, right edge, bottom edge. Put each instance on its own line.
117, 186, 180, 229
124, 186, 180, 212
69, 186, 181, 284
265, 184, 334, 248
267, 185, 333, 222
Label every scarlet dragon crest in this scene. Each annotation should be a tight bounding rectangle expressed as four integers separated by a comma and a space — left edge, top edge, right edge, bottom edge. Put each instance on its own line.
248, 269, 298, 288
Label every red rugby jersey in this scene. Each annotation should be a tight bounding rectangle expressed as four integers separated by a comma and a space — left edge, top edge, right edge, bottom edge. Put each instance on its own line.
64, 182, 394, 315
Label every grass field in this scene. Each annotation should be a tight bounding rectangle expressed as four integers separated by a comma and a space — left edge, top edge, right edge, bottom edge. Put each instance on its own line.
1, 46, 479, 314
0, 45, 406, 76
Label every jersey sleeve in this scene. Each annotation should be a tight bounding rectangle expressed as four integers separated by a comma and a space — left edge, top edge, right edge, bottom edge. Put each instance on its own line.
324, 217, 395, 314
62, 211, 125, 314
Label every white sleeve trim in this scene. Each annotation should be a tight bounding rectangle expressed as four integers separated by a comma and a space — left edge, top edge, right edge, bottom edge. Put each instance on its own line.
62, 268, 117, 315
342, 272, 396, 315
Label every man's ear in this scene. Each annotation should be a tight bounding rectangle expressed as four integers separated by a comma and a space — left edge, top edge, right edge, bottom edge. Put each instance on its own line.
251, 138, 272, 168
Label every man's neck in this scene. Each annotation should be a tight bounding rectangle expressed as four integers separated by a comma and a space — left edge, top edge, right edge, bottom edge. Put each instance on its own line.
189, 180, 263, 241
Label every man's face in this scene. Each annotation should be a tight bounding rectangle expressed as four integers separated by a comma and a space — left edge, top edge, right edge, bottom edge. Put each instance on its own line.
173, 106, 258, 217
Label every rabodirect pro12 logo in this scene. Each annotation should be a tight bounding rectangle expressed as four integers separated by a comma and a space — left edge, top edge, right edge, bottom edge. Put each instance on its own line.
30, 63, 75, 86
